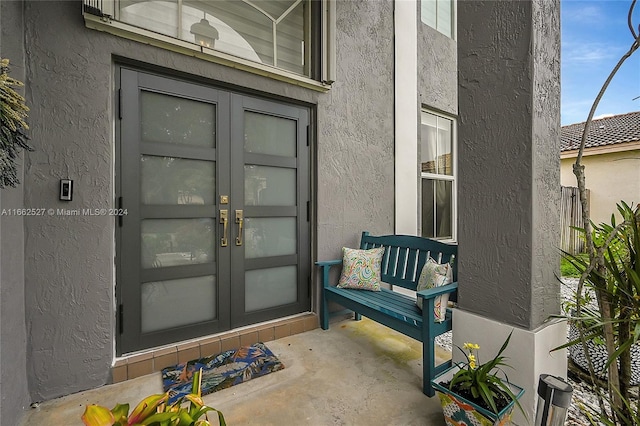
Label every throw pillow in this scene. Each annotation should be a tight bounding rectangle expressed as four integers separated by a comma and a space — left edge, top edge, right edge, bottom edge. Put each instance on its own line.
336, 247, 385, 291
416, 257, 453, 322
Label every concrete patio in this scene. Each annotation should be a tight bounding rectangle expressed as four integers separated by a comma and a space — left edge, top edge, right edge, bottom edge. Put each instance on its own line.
20, 317, 450, 425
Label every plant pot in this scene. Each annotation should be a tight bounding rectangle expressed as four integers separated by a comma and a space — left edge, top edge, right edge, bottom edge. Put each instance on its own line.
568, 322, 640, 386
431, 364, 525, 426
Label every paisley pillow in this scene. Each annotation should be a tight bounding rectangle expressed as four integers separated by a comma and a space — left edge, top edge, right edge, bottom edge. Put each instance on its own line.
336, 247, 385, 291
416, 257, 453, 322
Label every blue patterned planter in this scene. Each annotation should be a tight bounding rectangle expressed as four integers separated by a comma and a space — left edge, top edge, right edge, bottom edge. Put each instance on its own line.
431, 364, 524, 426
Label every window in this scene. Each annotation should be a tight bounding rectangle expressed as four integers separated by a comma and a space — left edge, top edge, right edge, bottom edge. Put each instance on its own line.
421, 0, 454, 38
86, 0, 313, 77
420, 111, 456, 240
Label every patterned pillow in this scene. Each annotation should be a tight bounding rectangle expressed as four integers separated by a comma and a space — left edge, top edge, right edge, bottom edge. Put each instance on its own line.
416, 257, 453, 322
336, 247, 385, 291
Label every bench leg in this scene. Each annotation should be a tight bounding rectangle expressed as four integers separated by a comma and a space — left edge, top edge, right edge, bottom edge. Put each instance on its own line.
354, 312, 361, 321
320, 291, 330, 330
423, 338, 435, 397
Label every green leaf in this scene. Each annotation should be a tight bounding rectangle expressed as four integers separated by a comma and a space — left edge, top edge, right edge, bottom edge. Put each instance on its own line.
128, 393, 168, 424
551, 330, 602, 351
477, 381, 498, 414
110, 404, 129, 422
139, 411, 177, 425
176, 409, 195, 426
603, 339, 635, 371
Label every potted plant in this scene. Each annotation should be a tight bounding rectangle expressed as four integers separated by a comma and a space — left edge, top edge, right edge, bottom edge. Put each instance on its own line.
81, 369, 226, 426
431, 331, 525, 426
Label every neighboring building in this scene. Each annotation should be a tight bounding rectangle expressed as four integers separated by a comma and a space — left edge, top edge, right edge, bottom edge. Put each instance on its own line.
561, 111, 640, 225
0, 1, 563, 424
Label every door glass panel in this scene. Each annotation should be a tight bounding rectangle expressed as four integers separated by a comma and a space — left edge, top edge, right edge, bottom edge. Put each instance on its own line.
245, 165, 296, 206
141, 156, 215, 205
141, 275, 216, 332
141, 219, 214, 268
245, 266, 297, 312
141, 91, 216, 147
244, 217, 296, 259
244, 111, 296, 157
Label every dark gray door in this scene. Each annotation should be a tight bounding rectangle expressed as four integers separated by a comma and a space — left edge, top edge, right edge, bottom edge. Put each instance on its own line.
117, 69, 309, 354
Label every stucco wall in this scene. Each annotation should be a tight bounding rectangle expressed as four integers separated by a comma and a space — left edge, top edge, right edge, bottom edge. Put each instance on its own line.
316, 0, 395, 255
561, 150, 640, 225
21, 0, 394, 400
0, 0, 30, 423
458, 0, 560, 329
417, 14, 457, 116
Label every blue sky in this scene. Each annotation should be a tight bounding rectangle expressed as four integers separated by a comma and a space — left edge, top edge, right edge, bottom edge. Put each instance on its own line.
561, 0, 640, 125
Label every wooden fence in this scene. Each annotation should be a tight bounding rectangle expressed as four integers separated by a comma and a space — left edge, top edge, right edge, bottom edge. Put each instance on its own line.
560, 186, 589, 254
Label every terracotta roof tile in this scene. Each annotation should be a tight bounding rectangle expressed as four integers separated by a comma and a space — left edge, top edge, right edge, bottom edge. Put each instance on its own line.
561, 111, 640, 151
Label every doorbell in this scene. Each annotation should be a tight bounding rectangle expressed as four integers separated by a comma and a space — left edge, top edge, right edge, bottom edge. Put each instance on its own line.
60, 179, 73, 201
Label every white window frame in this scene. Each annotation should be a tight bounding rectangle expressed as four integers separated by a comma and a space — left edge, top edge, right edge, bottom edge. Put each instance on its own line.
420, 109, 457, 242
420, 0, 456, 40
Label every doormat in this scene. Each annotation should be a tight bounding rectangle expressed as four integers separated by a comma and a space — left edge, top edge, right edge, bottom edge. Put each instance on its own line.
161, 342, 285, 404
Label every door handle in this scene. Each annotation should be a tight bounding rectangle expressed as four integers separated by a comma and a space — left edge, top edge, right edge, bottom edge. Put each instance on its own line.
220, 209, 228, 247
235, 210, 244, 246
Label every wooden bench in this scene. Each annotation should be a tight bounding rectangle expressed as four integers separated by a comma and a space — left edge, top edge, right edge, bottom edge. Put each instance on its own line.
316, 231, 458, 396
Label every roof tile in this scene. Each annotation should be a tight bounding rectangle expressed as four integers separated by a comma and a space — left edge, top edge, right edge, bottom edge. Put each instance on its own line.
561, 111, 640, 151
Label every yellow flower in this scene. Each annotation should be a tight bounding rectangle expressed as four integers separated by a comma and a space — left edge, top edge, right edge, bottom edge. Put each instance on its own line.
468, 353, 477, 369
463, 342, 480, 351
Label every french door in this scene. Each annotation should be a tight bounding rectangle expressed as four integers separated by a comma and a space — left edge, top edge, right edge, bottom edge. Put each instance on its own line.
117, 68, 310, 354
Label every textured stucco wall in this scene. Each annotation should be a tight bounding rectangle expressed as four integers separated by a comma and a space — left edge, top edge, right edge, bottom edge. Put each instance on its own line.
561, 150, 640, 225
417, 15, 457, 116
22, 0, 395, 400
0, 0, 30, 424
457, 0, 560, 329
316, 0, 395, 256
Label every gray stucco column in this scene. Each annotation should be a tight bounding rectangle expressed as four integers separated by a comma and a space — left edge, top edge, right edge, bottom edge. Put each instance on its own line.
455, 1, 563, 423
457, 0, 560, 330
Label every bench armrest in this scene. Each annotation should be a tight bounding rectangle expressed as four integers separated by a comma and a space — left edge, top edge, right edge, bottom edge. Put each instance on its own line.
416, 281, 458, 299
315, 260, 343, 267
315, 259, 343, 288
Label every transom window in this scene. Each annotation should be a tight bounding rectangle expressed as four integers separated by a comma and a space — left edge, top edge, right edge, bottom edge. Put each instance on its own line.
115, 0, 311, 76
420, 110, 456, 240
421, 0, 454, 39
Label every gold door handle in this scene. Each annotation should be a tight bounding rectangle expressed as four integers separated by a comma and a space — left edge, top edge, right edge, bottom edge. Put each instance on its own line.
220, 209, 228, 247
235, 210, 244, 246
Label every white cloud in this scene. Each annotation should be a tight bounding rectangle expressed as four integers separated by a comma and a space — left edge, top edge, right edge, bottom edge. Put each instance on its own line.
563, 43, 622, 64
570, 5, 602, 23
593, 113, 614, 120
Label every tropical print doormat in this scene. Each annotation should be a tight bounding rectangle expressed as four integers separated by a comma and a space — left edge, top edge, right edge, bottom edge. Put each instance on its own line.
162, 342, 285, 404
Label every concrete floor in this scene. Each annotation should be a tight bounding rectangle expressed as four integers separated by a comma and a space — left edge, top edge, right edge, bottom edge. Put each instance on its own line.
21, 317, 451, 426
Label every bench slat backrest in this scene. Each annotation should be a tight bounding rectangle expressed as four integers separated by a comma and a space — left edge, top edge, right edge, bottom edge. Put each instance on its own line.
359, 231, 457, 294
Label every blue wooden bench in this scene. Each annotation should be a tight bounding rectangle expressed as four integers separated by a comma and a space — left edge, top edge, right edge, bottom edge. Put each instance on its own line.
316, 231, 458, 396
